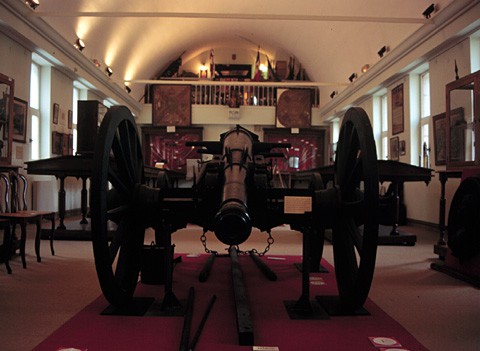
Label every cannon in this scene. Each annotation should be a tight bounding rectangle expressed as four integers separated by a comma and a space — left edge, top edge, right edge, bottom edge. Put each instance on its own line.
90, 106, 379, 329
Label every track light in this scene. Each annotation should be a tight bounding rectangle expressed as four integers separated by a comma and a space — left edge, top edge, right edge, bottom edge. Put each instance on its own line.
330, 91, 338, 99
422, 4, 435, 19
361, 64, 370, 73
348, 73, 357, 82
377, 46, 389, 58
74, 38, 85, 51
106, 66, 113, 77
26, 0, 39, 10
125, 85, 131, 94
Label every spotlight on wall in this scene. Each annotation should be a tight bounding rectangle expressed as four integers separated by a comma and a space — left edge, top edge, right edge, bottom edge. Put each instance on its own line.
74, 38, 85, 51
125, 85, 131, 94
422, 4, 435, 19
348, 73, 358, 82
330, 91, 338, 99
361, 64, 370, 73
26, 0, 40, 10
377, 46, 389, 58
106, 66, 113, 77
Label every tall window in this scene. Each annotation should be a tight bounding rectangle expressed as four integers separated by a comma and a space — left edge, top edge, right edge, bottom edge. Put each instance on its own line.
29, 62, 40, 160
420, 71, 430, 164
380, 94, 388, 159
72, 86, 80, 155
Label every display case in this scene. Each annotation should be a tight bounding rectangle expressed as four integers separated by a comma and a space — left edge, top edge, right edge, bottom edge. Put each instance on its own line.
446, 70, 480, 169
76, 100, 107, 155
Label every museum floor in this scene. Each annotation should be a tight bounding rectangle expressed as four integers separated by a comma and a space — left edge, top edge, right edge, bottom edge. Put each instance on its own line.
0, 220, 478, 351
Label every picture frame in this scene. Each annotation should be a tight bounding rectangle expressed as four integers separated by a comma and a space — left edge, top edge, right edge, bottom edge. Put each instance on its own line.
12, 97, 27, 143
68, 109, 73, 129
152, 85, 191, 126
391, 84, 404, 135
52, 131, 62, 155
61, 132, 69, 155
449, 107, 465, 163
432, 112, 446, 165
276, 89, 312, 128
141, 126, 203, 172
53, 103, 59, 124
390, 136, 399, 161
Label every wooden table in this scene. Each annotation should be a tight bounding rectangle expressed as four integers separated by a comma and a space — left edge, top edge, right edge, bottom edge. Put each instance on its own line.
292, 160, 433, 245
25, 156, 182, 239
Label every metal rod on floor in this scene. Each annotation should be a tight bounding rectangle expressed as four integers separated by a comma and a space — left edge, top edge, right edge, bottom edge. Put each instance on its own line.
188, 294, 217, 351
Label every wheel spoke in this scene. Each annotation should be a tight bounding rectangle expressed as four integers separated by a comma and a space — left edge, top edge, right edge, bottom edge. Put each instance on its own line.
108, 168, 132, 198
112, 128, 135, 189
109, 219, 126, 263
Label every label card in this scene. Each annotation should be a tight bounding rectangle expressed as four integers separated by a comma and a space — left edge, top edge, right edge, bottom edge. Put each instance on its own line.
284, 196, 312, 214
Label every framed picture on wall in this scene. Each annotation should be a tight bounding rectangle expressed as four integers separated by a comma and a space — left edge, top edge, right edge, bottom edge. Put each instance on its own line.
390, 136, 399, 161
52, 131, 62, 154
275, 89, 312, 128
152, 85, 191, 126
53, 103, 59, 124
432, 112, 446, 165
391, 84, 404, 135
12, 97, 27, 143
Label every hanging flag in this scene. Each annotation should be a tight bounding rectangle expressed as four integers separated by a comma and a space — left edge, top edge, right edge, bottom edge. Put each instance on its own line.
209, 49, 215, 79
287, 56, 295, 80
267, 56, 281, 81
253, 46, 261, 81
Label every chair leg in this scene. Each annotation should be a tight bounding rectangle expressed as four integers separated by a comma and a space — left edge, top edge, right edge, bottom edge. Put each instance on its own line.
19, 222, 27, 269
2, 224, 12, 274
49, 215, 55, 256
35, 218, 42, 263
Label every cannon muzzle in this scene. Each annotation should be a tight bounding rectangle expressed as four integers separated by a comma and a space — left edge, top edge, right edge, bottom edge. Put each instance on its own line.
214, 200, 252, 245
213, 126, 254, 245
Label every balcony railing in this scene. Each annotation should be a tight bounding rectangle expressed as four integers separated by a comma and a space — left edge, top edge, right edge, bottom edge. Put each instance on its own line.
143, 79, 321, 107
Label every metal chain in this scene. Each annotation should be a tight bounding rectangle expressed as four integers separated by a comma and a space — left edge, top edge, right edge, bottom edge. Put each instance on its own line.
246, 229, 275, 256
200, 229, 274, 256
200, 229, 217, 255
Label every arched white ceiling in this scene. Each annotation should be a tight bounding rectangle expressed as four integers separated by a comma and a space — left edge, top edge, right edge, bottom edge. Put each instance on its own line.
27, 0, 455, 104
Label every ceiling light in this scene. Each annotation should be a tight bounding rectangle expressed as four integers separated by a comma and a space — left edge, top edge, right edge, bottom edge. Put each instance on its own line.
125, 85, 131, 94
26, 0, 40, 10
422, 4, 435, 19
330, 91, 337, 99
106, 66, 113, 77
361, 64, 370, 73
348, 73, 357, 82
74, 38, 85, 51
25, 0, 39, 10
92, 59, 101, 68
377, 46, 389, 58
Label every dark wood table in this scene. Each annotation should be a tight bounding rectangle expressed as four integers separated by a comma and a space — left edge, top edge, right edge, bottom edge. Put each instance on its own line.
25, 156, 182, 239
292, 160, 433, 245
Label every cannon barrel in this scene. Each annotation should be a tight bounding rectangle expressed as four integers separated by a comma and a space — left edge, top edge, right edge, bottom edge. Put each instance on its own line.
214, 127, 254, 245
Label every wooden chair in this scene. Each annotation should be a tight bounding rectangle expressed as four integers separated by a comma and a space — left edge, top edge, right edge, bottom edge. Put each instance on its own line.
0, 171, 55, 268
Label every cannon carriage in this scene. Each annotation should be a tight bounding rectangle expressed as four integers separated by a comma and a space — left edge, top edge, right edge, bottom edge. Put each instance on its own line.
90, 105, 379, 343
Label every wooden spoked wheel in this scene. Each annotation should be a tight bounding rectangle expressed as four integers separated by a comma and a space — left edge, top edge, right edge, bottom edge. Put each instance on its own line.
332, 107, 379, 311
447, 175, 480, 261
91, 106, 146, 307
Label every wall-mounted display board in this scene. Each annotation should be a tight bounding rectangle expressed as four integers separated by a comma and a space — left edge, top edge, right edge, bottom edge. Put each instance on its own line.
263, 128, 325, 173
445, 70, 480, 169
141, 126, 202, 173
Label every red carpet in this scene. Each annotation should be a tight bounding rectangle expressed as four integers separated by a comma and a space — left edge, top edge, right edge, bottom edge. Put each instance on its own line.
33, 255, 429, 351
